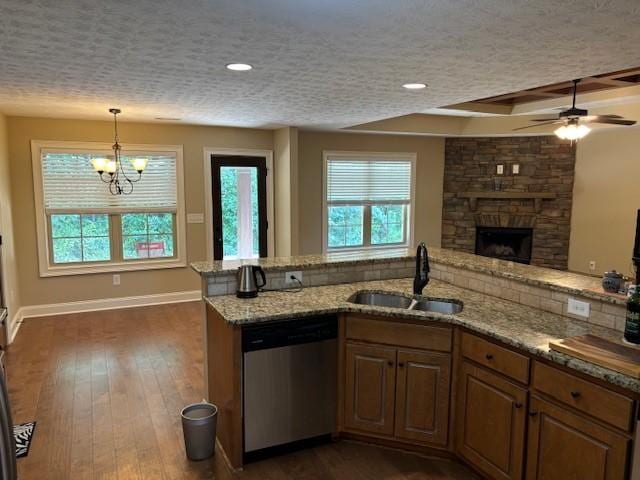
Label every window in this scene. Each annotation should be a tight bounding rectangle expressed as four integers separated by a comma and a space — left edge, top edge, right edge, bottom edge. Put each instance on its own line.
324, 152, 415, 252
31, 141, 186, 276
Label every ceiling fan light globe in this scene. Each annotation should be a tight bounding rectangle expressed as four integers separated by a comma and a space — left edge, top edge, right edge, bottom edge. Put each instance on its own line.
554, 125, 568, 140
554, 123, 590, 141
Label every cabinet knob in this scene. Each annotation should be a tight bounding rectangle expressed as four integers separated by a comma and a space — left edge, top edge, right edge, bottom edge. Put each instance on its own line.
570, 390, 581, 399
529, 411, 538, 417
485, 353, 494, 360
514, 402, 523, 409
398, 362, 405, 368
387, 361, 394, 367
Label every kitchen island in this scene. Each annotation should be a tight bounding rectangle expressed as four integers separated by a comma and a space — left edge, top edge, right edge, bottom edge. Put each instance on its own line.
193, 249, 639, 478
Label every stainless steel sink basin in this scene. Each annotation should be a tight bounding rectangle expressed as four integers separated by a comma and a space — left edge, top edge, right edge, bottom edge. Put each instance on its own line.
347, 291, 463, 314
410, 299, 463, 314
348, 291, 414, 309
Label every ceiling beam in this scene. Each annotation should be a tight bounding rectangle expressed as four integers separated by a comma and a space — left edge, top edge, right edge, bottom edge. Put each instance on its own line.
442, 102, 513, 115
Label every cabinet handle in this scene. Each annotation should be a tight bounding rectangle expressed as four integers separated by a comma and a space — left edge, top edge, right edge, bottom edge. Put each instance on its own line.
485, 353, 494, 360
570, 390, 581, 399
514, 402, 523, 409
398, 362, 405, 368
529, 411, 538, 417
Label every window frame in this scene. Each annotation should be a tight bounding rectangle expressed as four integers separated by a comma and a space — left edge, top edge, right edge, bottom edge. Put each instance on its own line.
322, 151, 416, 253
31, 140, 187, 277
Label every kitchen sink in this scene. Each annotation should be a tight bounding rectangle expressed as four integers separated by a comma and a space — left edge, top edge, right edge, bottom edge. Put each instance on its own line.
348, 291, 463, 314
348, 291, 415, 309
410, 299, 463, 314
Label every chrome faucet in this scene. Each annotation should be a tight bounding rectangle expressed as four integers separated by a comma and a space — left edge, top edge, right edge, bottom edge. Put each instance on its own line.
413, 242, 430, 295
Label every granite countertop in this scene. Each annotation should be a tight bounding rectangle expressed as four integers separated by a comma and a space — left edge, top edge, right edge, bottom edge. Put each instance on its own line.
190, 248, 414, 274
205, 277, 640, 394
191, 247, 624, 305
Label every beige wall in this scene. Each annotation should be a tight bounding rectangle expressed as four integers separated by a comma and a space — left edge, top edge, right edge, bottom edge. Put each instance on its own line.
8, 116, 273, 306
0, 113, 21, 338
570, 123, 640, 277
297, 131, 445, 255
273, 127, 299, 256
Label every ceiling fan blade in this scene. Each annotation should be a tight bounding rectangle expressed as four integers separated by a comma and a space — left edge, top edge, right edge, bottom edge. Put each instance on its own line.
587, 118, 637, 126
531, 117, 559, 122
583, 115, 624, 121
513, 121, 562, 131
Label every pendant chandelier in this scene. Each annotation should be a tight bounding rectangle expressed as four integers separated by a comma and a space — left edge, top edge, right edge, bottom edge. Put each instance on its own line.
91, 108, 148, 195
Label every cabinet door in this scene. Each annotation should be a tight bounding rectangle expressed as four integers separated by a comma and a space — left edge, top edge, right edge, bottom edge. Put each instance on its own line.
344, 342, 396, 436
394, 349, 451, 446
457, 361, 527, 480
526, 396, 630, 480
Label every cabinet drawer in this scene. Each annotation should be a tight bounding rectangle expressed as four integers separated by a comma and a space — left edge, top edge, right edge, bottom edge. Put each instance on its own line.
532, 361, 634, 432
346, 316, 452, 352
461, 332, 530, 384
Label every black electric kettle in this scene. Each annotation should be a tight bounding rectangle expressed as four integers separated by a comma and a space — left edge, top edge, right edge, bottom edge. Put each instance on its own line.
236, 265, 267, 298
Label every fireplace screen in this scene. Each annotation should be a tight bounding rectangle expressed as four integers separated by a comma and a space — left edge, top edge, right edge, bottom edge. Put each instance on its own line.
475, 227, 533, 264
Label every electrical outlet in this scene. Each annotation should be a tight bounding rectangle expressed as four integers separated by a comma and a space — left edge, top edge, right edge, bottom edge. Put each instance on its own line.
285, 271, 303, 285
567, 298, 590, 318
589, 260, 596, 272
512, 164, 520, 175
496, 164, 504, 175
113, 274, 121, 286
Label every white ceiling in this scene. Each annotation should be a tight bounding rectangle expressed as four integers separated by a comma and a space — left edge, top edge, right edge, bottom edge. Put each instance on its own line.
1, 0, 640, 129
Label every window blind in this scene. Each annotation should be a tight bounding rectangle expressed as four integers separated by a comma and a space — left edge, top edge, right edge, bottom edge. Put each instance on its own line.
326, 157, 412, 203
41, 151, 178, 213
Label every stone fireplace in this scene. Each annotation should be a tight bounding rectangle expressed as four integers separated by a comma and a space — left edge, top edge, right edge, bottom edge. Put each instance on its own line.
441, 136, 576, 270
475, 226, 533, 264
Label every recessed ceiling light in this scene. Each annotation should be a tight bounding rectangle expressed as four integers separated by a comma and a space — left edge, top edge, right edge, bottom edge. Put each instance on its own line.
226, 63, 253, 71
403, 83, 427, 90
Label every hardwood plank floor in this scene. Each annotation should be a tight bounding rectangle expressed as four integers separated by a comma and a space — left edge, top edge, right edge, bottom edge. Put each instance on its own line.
6, 302, 479, 479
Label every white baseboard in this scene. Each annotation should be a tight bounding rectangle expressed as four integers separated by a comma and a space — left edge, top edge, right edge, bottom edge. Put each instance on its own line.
8, 290, 202, 344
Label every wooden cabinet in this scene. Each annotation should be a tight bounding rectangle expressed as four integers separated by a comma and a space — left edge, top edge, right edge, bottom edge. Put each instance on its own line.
526, 396, 630, 480
457, 361, 527, 480
344, 343, 397, 436
394, 349, 451, 446
342, 319, 452, 448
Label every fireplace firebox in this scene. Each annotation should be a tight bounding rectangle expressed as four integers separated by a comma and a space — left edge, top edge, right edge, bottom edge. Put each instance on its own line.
475, 227, 533, 264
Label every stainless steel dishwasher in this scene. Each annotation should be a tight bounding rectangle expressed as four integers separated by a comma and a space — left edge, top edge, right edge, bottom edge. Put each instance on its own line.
242, 315, 337, 458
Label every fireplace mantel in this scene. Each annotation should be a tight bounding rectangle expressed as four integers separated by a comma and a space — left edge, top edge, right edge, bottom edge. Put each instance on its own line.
457, 191, 558, 213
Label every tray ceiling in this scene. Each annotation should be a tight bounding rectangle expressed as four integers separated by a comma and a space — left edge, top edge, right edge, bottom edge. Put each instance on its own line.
1, 0, 640, 129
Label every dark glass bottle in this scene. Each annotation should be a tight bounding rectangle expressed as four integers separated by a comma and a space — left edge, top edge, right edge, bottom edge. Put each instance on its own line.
624, 286, 640, 344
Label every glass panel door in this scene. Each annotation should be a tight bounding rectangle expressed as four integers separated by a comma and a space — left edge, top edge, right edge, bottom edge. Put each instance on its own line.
211, 156, 267, 260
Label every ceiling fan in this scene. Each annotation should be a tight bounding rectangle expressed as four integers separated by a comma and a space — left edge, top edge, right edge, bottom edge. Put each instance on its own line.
513, 78, 637, 141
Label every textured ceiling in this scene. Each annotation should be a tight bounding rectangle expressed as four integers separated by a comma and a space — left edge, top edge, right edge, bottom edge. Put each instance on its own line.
1, 0, 640, 129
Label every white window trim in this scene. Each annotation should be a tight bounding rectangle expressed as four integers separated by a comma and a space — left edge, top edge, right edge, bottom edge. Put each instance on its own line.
322, 150, 416, 254
31, 140, 187, 277
202, 147, 275, 262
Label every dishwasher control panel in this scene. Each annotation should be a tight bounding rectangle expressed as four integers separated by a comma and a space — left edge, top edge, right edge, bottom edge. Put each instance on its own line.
242, 315, 337, 352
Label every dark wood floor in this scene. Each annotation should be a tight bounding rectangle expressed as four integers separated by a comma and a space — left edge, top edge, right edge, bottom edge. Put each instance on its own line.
6, 302, 479, 479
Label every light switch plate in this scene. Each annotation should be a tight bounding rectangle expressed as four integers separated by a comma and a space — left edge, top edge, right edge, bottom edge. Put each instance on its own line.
187, 213, 205, 224
512, 164, 520, 175
497, 164, 504, 175
113, 274, 121, 286
567, 298, 590, 318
